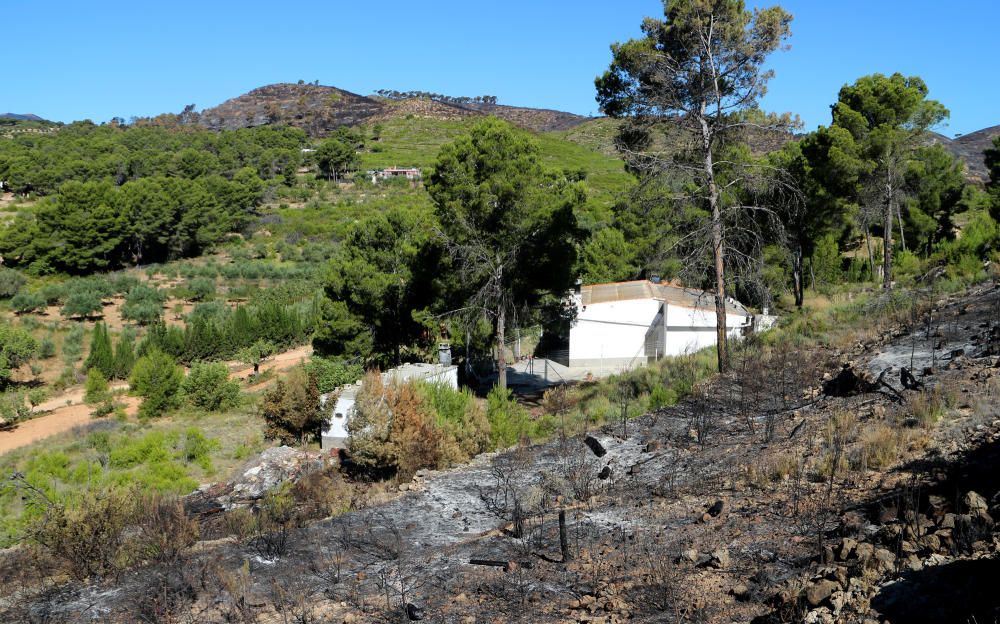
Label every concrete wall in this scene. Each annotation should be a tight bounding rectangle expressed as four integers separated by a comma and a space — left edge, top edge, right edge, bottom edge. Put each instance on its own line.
662, 305, 751, 355
569, 299, 661, 368
569, 299, 752, 368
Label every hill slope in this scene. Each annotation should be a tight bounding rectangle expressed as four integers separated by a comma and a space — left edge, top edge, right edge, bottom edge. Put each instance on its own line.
195, 83, 591, 136
928, 125, 1000, 183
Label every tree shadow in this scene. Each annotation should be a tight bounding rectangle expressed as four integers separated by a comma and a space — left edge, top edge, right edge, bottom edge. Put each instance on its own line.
870, 557, 1000, 624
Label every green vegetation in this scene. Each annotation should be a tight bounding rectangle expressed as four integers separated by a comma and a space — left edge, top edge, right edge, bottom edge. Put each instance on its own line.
129, 350, 184, 418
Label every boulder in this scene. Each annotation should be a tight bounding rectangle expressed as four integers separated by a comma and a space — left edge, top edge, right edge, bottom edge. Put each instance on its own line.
709, 547, 730, 569
837, 537, 857, 561
873, 548, 896, 573
964, 491, 989, 513
805, 580, 840, 607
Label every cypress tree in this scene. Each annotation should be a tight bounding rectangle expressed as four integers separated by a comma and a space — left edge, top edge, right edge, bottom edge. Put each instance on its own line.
84, 322, 114, 378
112, 328, 136, 380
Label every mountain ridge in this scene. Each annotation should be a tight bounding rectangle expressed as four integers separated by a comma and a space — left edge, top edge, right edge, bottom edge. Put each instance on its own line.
193, 82, 591, 135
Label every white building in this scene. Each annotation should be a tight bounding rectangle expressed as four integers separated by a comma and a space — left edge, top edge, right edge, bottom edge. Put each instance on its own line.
568, 280, 752, 371
320, 362, 458, 450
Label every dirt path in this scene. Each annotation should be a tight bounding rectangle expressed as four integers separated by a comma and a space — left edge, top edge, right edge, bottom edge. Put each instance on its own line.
0, 344, 314, 457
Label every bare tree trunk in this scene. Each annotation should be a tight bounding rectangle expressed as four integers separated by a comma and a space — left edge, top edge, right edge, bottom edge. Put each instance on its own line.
862, 224, 873, 282
792, 238, 804, 308
497, 303, 507, 390
883, 193, 894, 290
700, 111, 729, 373
559, 509, 571, 562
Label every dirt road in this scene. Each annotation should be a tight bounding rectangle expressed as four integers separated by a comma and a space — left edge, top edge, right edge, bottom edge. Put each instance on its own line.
0, 344, 314, 457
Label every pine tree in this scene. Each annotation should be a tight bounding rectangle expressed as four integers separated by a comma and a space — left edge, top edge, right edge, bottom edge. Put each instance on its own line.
84, 322, 114, 378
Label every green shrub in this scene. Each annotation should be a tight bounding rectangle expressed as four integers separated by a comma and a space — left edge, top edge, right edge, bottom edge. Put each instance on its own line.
129, 350, 184, 418
486, 386, 531, 449
121, 285, 165, 325
185, 277, 216, 302
10, 290, 45, 314
181, 362, 240, 411
60, 290, 104, 319
648, 385, 678, 410
181, 427, 220, 471
38, 337, 56, 359
305, 357, 363, 394
0, 269, 27, 298
84, 368, 112, 406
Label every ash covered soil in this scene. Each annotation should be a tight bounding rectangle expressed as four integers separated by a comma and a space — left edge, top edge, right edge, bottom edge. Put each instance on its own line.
8, 283, 1000, 623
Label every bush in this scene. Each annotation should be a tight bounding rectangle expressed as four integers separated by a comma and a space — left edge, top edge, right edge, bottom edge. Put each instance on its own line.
419, 381, 490, 463
180, 427, 220, 470
486, 386, 531, 449
185, 277, 216, 302
60, 290, 104, 319
84, 322, 114, 378
260, 366, 323, 445
305, 357, 363, 394
182, 362, 240, 411
38, 337, 56, 359
130, 349, 184, 418
10, 290, 45, 314
0, 268, 26, 298
348, 372, 442, 479
84, 368, 112, 406
121, 285, 166, 325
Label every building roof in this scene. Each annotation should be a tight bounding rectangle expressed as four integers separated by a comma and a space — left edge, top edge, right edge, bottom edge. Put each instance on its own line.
580, 280, 749, 315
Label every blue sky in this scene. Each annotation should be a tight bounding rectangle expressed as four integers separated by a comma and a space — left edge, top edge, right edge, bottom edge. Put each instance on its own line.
4, 0, 997, 136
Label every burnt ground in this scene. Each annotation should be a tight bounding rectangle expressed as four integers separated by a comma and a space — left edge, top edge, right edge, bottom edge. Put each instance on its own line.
5, 283, 1000, 623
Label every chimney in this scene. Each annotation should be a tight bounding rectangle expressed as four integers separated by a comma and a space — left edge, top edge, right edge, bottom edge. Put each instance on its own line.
574, 278, 582, 294
438, 342, 452, 366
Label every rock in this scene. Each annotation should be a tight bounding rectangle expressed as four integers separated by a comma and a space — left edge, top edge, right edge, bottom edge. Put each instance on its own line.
598, 465, 612, 480
829, 590, 847, 614
804, 607, 834, 624
854, 542, 874, 563
919, 534, 941, 553
708, 547, 730, 569
679, 549, 699, 563
904, 555, 923, 572
873, 548, 896, 573
584, 436, 607, 458
805, 580, 840, 607
822, 545, 835, 564
644, 440, 662, 453
707, 500, 725, 517
837, 537, 857, 561
940, 513, 957, 529
965, 491, 989, 513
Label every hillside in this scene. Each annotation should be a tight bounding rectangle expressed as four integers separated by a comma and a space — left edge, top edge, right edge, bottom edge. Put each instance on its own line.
194, 83, 591, 136
197, 83, 384, 135
929, 125, 1000, 183
0, 113, 46, 122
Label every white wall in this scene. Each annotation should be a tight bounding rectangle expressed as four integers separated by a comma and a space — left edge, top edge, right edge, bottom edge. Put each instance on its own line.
569, 299, 661, 367
569, 299, 752, 368
663, 305, 750, 355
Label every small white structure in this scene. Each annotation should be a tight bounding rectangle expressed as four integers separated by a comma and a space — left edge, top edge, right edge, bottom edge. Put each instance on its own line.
568, 279, 752, 371
320, 362, 458, 450
368, 167, 422, 184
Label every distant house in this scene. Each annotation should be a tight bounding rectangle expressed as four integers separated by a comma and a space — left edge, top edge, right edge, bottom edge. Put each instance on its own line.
320, 362, 458, 450
368, 167, 422, 183
568, 279, 753, 370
